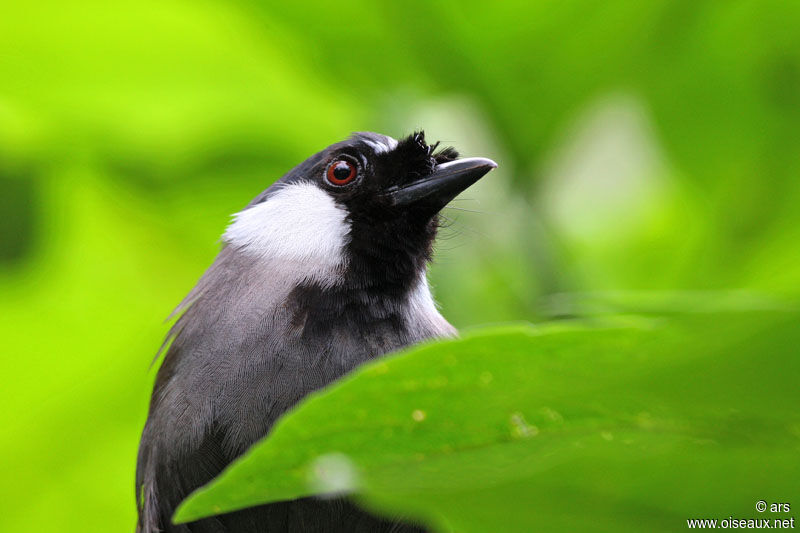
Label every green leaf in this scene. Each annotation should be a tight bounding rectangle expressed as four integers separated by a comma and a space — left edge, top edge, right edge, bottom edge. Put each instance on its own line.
175, 311, 800, 531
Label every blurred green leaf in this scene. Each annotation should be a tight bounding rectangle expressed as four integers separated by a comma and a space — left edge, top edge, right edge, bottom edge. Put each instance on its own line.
175, 309, 800, 531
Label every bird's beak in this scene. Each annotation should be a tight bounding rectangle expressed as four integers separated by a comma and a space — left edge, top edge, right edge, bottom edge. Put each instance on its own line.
383, 157, 497, 210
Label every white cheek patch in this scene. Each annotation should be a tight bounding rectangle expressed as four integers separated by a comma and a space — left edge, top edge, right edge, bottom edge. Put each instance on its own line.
223, 182, 351, 285
363, 135, 398, 155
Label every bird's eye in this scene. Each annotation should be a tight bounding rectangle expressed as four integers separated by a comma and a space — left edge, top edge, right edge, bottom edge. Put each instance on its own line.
325, 158, 357, 186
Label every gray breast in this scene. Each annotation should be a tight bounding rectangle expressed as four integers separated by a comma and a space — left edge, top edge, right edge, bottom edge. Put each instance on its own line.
148, 245, 454, 454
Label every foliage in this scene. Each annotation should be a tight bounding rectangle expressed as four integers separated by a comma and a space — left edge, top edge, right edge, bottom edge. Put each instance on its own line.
1, 1, 799, 531
172, 310, 799, 531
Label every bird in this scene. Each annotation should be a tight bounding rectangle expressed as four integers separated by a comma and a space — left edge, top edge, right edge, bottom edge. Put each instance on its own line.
136, 131, 497, 532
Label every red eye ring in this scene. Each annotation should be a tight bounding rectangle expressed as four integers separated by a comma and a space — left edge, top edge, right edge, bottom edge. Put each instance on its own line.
326, 159, 357, 186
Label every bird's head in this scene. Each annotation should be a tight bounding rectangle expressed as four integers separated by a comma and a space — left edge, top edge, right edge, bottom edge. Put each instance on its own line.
223, 131, 496, 294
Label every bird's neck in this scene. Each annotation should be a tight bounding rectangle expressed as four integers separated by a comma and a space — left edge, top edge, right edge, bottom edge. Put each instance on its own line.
285, 266, 454, 345
344, 212, 438, 293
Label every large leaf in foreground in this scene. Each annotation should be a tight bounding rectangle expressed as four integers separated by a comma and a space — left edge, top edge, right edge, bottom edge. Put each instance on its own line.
175, 311, 800, 531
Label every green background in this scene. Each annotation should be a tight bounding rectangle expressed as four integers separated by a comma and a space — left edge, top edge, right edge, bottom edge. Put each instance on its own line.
1, 1, 799, 531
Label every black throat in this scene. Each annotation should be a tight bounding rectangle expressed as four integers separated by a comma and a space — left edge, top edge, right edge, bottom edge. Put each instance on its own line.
287, 212, 437, 342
